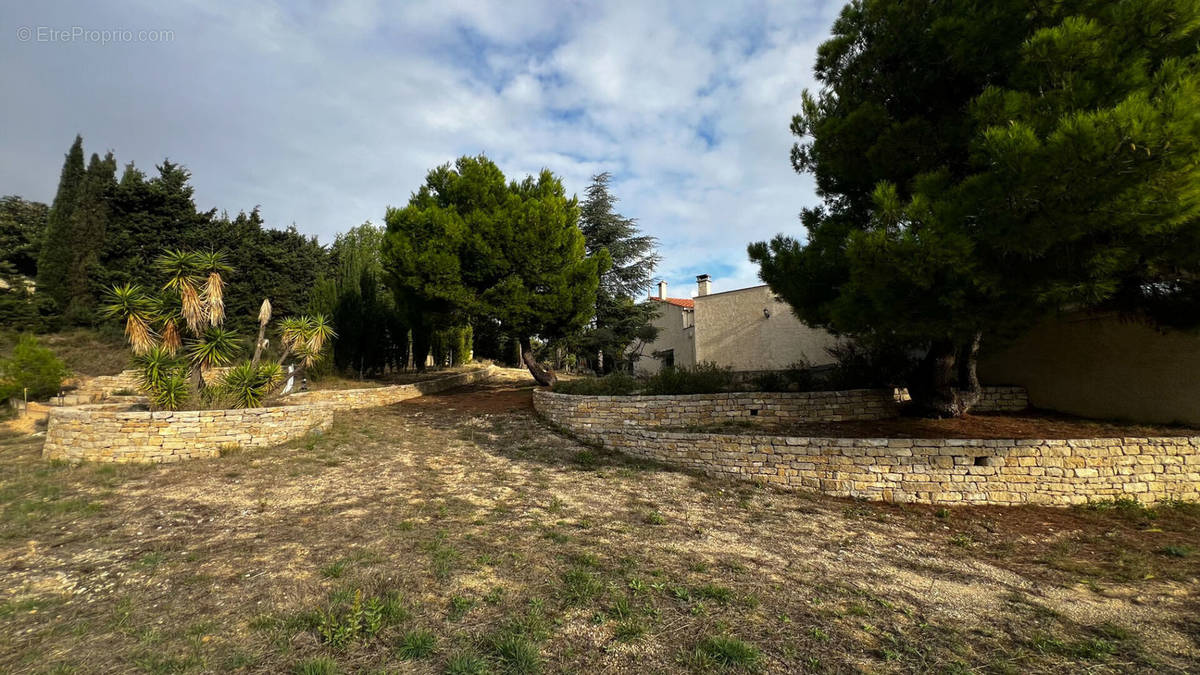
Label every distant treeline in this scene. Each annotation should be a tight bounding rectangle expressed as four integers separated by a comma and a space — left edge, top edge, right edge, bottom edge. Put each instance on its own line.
1, 135, 325, 335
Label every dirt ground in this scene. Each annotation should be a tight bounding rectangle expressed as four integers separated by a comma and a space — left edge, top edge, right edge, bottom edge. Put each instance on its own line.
1, 369, 1198, 673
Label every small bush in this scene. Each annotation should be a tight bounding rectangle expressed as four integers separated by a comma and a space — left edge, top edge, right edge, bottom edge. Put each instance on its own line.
489, 633, 541, 674
751, 360, 823, 392
642, 362, 734, 395
444, 649, 490, 675
0, 334, 70, 401
552, 372, 639, 396
694, 635, 761, 669
394, 628, 437, 660
824, 341, 916, 390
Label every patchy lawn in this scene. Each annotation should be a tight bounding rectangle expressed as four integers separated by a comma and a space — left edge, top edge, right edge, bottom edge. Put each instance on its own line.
1, 371, 1198, 673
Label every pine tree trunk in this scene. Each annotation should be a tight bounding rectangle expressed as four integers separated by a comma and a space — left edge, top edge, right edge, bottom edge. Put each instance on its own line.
907, 333, 982, 418
520, 336, 557, 387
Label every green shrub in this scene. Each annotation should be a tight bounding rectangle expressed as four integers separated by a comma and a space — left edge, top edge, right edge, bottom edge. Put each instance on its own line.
0, 334, 70, 401
642, 362, 734, 395
551, 372, 640, 396
218, 361, 283, 408
824, 341, 916, 390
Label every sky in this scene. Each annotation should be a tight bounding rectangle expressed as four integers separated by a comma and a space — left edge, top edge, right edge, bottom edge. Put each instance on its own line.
1, 0, 844, 298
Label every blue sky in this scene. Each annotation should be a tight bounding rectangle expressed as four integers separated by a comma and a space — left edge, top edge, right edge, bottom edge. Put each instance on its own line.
1, 0, 844, 298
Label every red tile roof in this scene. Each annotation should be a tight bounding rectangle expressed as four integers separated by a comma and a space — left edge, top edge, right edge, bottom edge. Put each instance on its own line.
649, 296, 694, 309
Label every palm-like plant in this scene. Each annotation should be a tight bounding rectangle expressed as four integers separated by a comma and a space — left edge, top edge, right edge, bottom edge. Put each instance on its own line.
196, 251, 232, 327
150, 373, 190, 411
106, 247, 332, 410
132, 345, 188, 411
187, 327, 241, 373
305, 313, 336, 359
102, 284, 157, 354
156, 250, 206, 333
219, 361, 283, 409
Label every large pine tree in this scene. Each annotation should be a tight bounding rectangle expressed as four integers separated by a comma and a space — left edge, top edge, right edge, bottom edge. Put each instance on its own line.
383, 155, 607, 385
750, 0, 1200, 416
37, 135, 86, 311
577, 172, 660, 372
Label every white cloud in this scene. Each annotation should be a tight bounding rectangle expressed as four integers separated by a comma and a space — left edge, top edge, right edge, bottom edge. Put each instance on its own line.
0, 0, 844, 295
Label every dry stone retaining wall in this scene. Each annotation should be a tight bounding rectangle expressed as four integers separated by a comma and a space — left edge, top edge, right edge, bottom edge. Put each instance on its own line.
533, 389, 1199, 506
43, 404, 333, 463
284, 367, 494, 409
535, 385, 1029, 434
42, 367, 495, 464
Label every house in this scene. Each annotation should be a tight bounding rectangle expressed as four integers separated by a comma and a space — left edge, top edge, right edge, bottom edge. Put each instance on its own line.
634, 275, 841, 375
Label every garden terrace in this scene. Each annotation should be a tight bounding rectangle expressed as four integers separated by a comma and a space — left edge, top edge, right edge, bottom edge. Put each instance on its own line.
533, 389, 1200, 507
41, 366, 496, 463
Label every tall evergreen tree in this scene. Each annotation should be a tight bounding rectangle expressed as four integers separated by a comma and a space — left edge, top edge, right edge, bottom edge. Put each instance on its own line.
64, 152, 117, 323
383, 155, 608, 384
577, 172, 661, 372
750, 0, 1200, 416
37, 135, 86, 311
0, 196, 48, 278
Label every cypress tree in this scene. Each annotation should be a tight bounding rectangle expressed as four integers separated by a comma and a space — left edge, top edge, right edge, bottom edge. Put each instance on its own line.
63, 152, 117, 323
37, 135, 86, 311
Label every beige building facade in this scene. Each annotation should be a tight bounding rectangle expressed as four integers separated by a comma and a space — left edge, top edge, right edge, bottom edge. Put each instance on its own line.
980, 312, 1200, 425
634, 276, 840, 375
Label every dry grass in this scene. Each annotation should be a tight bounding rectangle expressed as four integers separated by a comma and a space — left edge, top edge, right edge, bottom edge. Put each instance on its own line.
1, 372, 1197, 673
0, 329, 130, 378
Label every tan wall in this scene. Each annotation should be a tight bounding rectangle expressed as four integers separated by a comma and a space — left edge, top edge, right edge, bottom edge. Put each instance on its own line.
601, 430, 1200, 506
693, 285, 840, 372
533, 390, 1198, 506
634, 303, 695, 375
535, 387, 1027, 436
980, 314, 1200, 425
42, 367, 496, 464
43, 404, 333, 463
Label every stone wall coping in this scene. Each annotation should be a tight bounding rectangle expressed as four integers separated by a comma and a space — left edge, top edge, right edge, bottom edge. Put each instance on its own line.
619, 427, 1200, 447
536, 387, 895, 402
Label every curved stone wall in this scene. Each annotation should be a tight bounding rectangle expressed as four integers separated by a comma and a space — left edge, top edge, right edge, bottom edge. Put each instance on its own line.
533, 389, 1200, 506
43, 366, 496, 463
284, 366, 495, 409
534, 385, 1028, 434
43, 404, 333, 463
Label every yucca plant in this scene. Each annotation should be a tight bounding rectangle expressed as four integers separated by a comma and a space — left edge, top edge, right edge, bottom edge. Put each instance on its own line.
101, 284, 157, 354
106, 247, 334, 410
156, 250, 206, 333
196, 251, 232, 327
187, 326, 241, 373
150, 373, 190, 411
131, 346, 189, 411
219, 361, 284, 409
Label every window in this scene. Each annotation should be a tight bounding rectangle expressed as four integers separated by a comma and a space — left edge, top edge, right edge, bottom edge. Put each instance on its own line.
658, 349, 675, 369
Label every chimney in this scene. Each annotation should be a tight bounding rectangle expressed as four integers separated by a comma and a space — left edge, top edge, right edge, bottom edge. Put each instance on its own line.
657, 280, 668, 299
696, 274, 711, 297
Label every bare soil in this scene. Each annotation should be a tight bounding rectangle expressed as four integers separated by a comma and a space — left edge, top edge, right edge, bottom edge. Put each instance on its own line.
1, 369, 1197, 673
